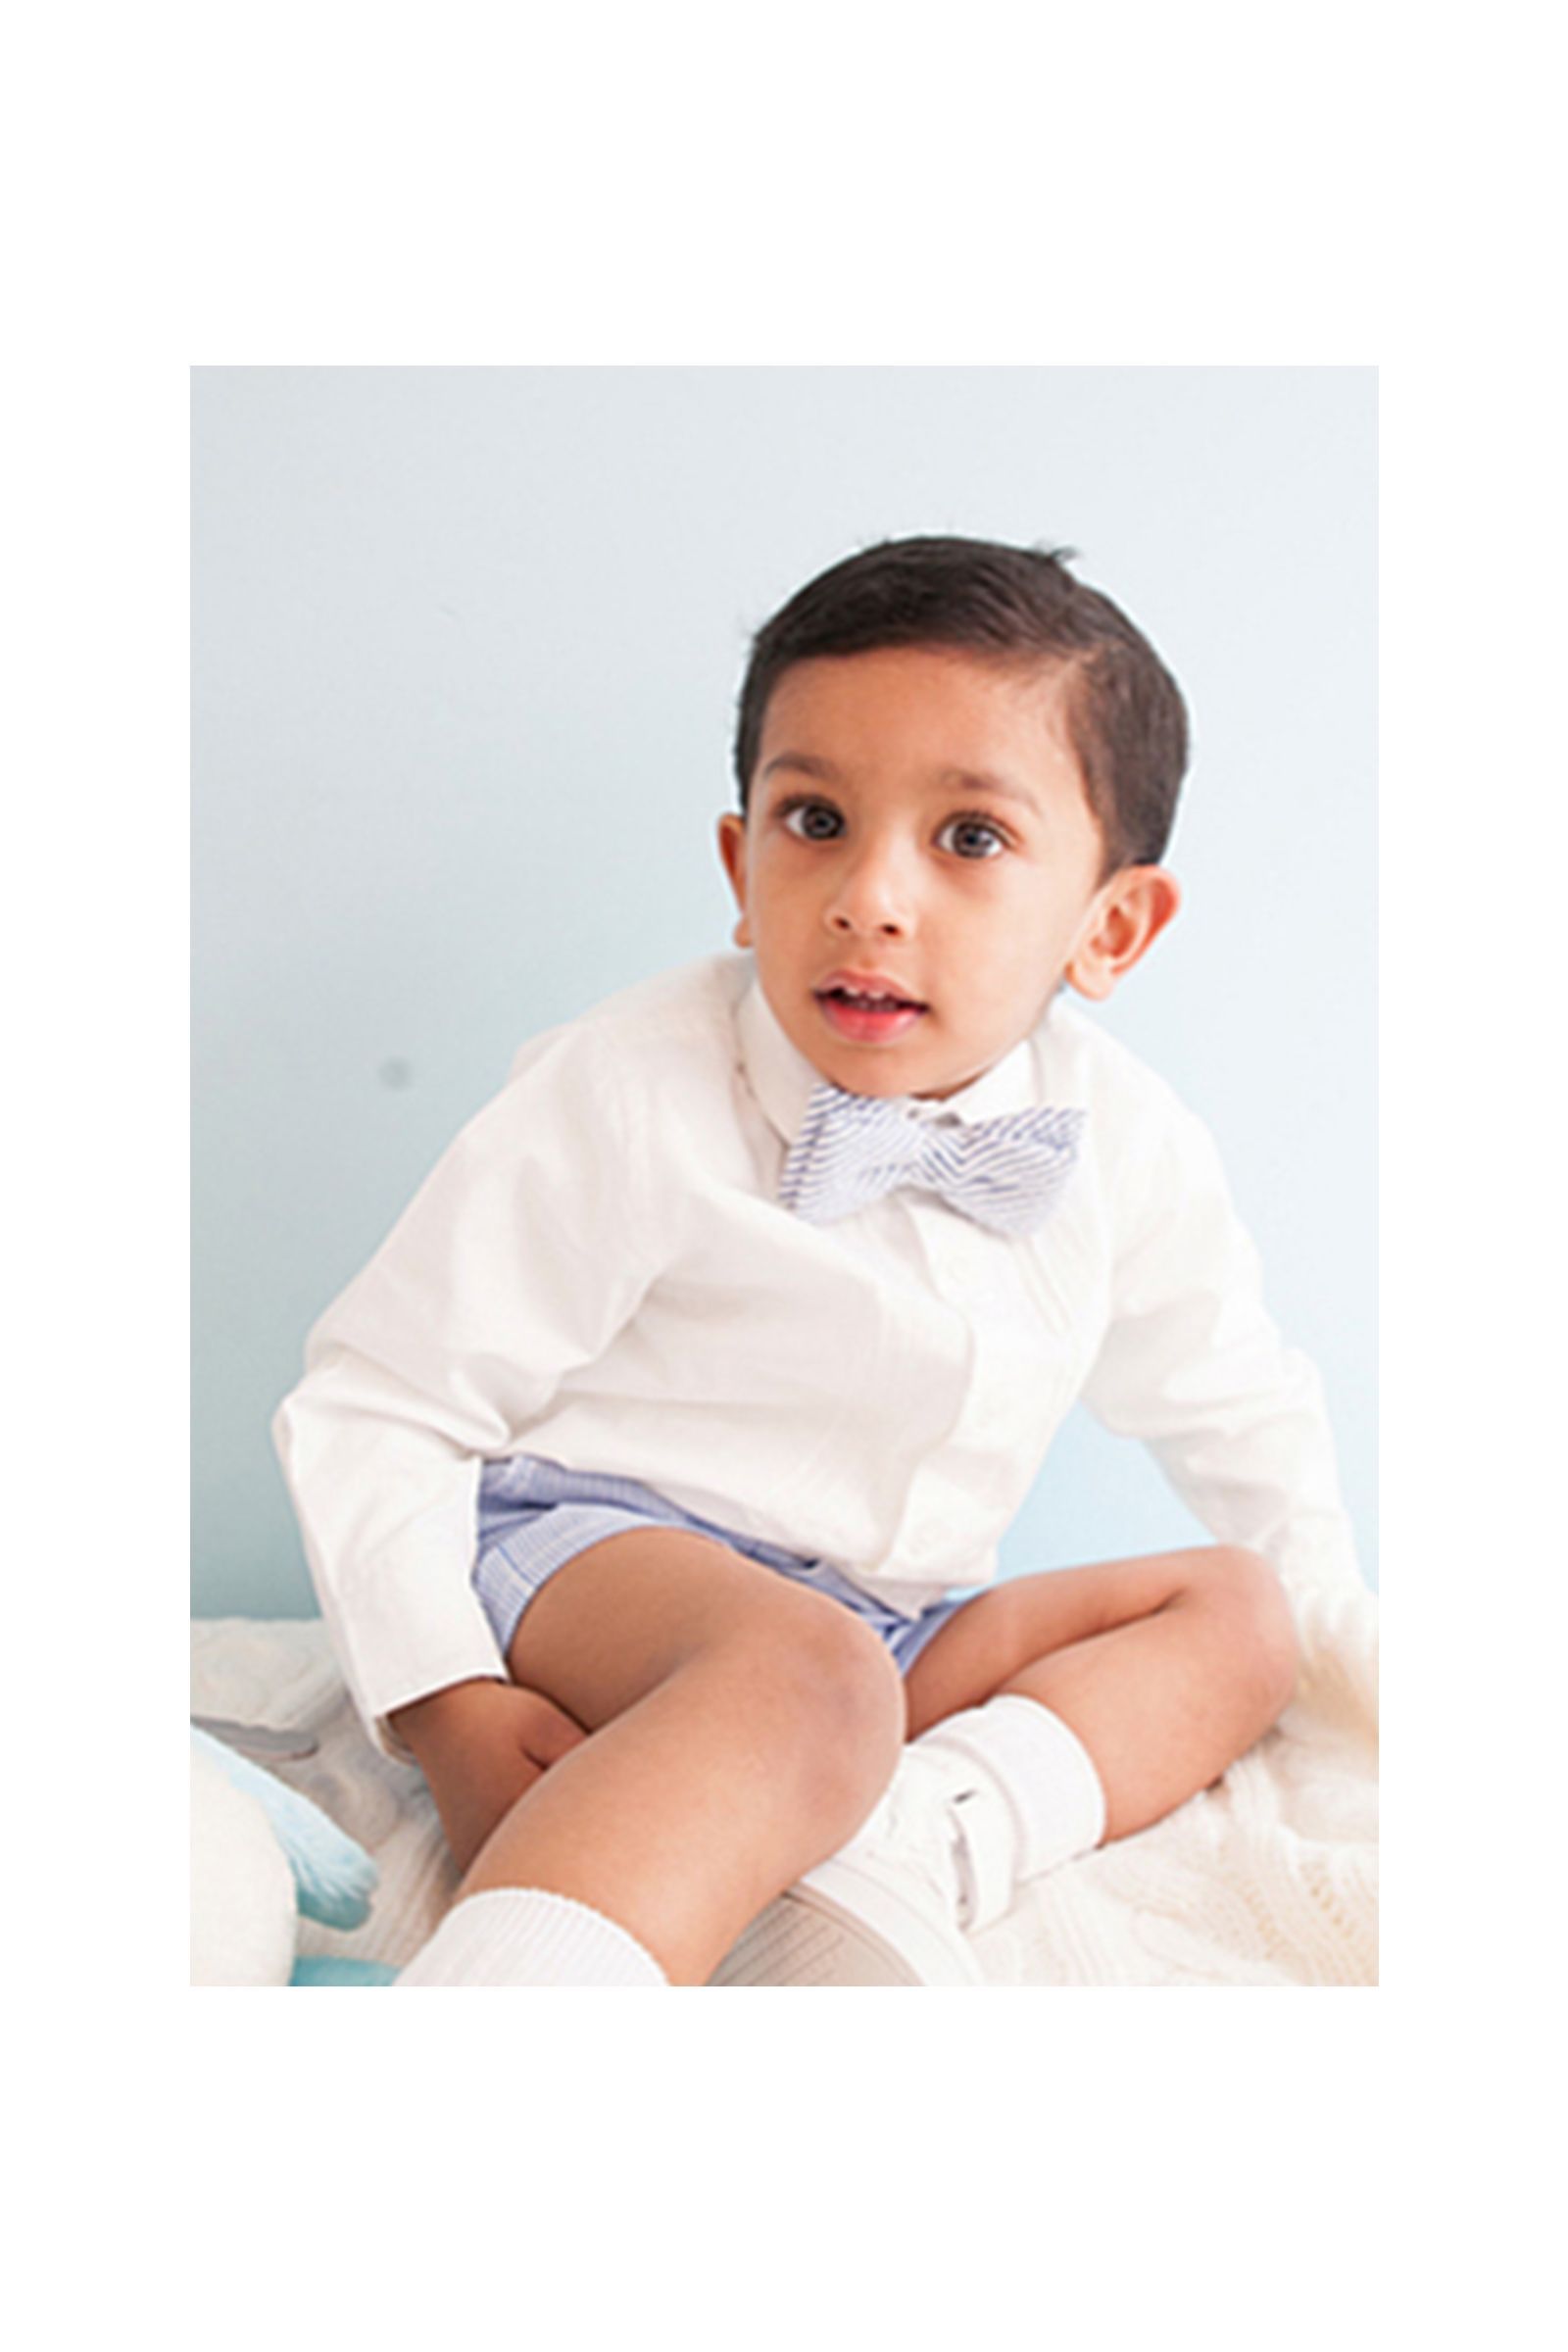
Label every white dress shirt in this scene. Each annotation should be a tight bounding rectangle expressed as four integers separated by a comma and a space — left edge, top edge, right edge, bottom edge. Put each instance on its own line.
274, 953, 1360, 1756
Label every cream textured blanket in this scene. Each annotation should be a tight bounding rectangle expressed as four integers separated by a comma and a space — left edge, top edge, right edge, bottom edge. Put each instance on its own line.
190, 1582, 1377, 1985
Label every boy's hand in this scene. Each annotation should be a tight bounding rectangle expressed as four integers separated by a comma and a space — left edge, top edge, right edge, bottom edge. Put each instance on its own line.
389, 1678, 589, 1877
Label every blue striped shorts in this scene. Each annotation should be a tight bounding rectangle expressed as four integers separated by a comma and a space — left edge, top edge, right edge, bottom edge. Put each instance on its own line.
473, 1454, 969, 1675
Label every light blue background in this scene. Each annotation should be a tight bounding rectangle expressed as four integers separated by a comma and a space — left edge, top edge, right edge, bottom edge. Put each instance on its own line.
192, 366, 1376, 1618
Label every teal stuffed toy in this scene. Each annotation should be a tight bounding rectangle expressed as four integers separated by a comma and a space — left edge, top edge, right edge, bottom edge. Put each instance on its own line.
190, 1725, 398, 1985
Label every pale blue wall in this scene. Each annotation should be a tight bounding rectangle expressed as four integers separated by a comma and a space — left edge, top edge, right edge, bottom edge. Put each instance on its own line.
192, 366, 1376, 1616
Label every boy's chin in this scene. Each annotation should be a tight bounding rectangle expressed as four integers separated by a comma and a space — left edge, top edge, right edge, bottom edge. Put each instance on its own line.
808, 1046, 994, 1102
822, 1068, 924, 1100
798, 1041, 914, 1098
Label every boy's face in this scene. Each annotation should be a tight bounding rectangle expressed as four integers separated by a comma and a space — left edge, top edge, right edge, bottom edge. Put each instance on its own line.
718, 646, 1172, 1100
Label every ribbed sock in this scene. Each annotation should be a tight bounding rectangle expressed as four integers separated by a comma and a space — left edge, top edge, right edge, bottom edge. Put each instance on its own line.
916, 1694, 1107, 1883
394, 1887, 668, 1986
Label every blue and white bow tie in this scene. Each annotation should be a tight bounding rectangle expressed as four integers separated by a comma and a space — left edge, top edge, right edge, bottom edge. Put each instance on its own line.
779, 1081, 1086, 1236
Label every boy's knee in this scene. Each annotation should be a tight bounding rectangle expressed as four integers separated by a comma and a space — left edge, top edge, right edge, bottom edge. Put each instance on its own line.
741, 1600, 906, 1823
1199, 1545, 1299, 1721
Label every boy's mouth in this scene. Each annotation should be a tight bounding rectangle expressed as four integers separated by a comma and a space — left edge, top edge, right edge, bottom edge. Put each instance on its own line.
813, 974, 928, 1045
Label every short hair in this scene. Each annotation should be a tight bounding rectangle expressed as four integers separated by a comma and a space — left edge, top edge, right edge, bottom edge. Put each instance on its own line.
732, 535, 1189, 878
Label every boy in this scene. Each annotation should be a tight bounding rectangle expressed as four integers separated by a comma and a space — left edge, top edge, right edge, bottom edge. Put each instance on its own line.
273, 535, 1359, 1986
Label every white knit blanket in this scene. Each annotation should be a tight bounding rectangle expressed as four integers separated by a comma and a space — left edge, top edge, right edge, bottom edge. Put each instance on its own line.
191, 1583, 1377, 1985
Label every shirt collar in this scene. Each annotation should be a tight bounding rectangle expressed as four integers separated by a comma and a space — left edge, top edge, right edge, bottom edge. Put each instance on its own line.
736, 974, 1040, 1149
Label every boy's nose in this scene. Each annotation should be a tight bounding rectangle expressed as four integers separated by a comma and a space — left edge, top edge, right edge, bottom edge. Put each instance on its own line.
825, 846, 914, 938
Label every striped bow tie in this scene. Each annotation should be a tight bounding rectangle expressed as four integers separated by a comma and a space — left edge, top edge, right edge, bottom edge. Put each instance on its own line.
779, 1080, 1086, 1236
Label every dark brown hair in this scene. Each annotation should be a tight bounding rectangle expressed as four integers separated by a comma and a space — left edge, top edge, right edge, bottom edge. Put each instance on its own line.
732, 535, 1189, 877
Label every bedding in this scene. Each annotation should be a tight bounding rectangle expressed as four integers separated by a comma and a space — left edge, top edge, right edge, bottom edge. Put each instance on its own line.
190, 1574, 1377, 1985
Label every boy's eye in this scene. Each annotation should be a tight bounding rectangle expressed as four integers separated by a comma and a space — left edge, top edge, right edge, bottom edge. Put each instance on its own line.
936, 814, 1007, 860
781, 800, 844, 842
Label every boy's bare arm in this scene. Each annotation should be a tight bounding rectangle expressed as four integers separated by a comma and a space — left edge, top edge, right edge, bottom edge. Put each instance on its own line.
390, 1679, 588, 1875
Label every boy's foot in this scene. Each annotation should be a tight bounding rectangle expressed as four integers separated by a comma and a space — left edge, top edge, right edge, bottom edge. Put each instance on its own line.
708, 1745, 1015, 1986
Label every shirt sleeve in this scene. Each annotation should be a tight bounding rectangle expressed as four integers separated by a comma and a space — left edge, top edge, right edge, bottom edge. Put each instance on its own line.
1078, 1084, 1363, 1611
272, 1026, 662, 1758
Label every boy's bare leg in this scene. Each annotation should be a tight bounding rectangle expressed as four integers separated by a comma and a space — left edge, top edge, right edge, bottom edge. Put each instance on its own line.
445, 1529, 907, 1985
901, 1544, 1298, 1842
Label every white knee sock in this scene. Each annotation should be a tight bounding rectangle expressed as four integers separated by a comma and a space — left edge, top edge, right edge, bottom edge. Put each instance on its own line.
395, 1888, 668, 1986
916, 1695, 1107, 1885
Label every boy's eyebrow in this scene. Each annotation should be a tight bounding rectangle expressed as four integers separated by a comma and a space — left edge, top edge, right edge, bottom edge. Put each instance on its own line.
935, 765, 1044, 816
759, 752, 846, 788
759, 751, 1043, 815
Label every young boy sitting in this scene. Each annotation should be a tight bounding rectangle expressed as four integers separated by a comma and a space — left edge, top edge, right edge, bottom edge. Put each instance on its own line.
273, 534, 1360, 1987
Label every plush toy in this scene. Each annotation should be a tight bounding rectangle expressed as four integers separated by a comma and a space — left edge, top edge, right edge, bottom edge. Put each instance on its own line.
190, 1725, 398, 1985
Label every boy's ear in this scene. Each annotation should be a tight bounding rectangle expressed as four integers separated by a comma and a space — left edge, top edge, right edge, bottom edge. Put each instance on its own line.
1065, 865, 1181, 1002
716, 813, 752, 948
